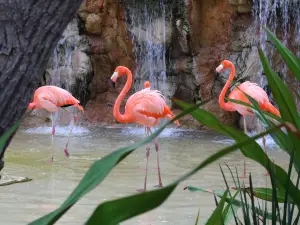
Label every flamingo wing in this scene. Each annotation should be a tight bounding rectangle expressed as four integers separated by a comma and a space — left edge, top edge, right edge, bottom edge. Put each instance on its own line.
228, 81, 270, 116
37, 93, 58, 112
126, 89, 166, 117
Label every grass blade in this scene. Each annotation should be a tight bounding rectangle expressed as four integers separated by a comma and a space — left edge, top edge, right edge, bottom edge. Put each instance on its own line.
249, 174, 258, 225
205, 190, 228, 225
195, 209, 200, 225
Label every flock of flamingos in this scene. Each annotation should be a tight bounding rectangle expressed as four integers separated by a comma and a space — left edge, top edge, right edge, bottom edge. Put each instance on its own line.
27, 59, 280, 192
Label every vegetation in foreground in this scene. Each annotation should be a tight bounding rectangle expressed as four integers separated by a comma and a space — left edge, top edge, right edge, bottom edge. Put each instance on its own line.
0, 26, 300, 224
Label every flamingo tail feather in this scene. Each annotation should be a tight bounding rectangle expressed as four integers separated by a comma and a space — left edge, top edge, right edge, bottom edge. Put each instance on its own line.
261, 102, 280, 117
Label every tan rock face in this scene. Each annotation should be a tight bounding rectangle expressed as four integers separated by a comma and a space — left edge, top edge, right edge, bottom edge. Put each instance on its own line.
85, 13, 103, 34
78, 0, 135, 126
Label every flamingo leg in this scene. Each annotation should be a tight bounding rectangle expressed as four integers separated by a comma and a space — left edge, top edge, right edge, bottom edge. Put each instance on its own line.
49, 112, 55, 163
240, 116, 247, 179
137, 127, 150, 192
61, 108, 78, 159
148, 128, 163, 188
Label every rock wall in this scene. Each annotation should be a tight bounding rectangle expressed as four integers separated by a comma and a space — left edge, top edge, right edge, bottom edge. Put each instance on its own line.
23, 0, 299, 130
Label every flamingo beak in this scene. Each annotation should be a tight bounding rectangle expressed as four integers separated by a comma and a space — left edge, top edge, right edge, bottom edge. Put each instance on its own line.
216, 64, 224, 73
110, 72, 118, 88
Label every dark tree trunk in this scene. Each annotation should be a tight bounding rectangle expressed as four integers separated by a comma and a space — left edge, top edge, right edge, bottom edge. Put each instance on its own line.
0, 0, 84, 171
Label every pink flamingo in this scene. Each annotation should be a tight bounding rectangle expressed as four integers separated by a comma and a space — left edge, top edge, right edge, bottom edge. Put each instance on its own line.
28, 85, 84, 162
110, 66, 180, 192
216, 60, 280, 178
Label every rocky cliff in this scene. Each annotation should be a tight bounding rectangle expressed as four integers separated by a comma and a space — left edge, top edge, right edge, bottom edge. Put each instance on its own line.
23, 0, 300, 130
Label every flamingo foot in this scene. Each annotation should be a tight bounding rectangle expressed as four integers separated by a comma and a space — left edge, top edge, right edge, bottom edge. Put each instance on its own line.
64, 148, 70, 158
239, 175, 247, 179
153, 184, 163, 188
48, 157, 54, 164
136, 188, 146, 193
52, 127, 55, 135
265, 171, 270, 176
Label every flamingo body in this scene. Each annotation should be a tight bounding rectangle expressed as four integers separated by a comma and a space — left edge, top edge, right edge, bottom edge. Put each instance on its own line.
28, 85, 84, 161
111, 66, 179, 191
216, 60, 280, 178
28, 86, 83, 112
227, 81, 279, 117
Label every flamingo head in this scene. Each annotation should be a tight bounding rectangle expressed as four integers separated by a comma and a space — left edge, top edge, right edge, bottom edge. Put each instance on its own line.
216, 60, 233, 73
110, 66, 130, 88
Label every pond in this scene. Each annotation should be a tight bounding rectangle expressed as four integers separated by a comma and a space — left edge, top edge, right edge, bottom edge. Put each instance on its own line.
0, 126, 289, 224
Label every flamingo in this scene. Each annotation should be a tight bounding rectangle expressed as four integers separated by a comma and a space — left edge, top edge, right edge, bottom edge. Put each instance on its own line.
28, 85, 84, 162
110, 66, 180, 192
216, 60, 280, 178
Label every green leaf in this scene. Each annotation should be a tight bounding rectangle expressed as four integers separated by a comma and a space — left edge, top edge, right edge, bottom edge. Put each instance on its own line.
84, 122, 282, 225
263, 26, 300, 82
258, 47, 300, 129
28, 101, 207, 225
205, 190, 228, 225
234, 187, 286, 203
223, 191, 239, 225
174, 99, 300, 207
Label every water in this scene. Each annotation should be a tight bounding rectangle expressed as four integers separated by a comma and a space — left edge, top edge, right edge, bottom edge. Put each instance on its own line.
125, 0, 169, 98
0, 127, 289, 224
252, 0, 300, 87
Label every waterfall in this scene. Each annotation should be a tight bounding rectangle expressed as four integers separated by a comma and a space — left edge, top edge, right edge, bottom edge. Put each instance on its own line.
252, 0, 300, 77
49, 38, 77, 91
124, 0, 170, 99
252, 0, 300, 106
44, 18, 91, 129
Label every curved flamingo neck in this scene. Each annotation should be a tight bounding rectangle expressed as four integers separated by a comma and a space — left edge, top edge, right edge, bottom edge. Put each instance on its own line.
218, 62, 235, 111
113, 67, 132, 123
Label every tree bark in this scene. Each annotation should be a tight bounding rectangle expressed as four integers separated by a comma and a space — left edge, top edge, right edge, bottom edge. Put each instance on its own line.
0, 0, 84, 170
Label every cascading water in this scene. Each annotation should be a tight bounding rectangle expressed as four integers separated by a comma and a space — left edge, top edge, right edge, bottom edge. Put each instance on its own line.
33, 18, 91, 135
124, 0, 171, 101
252, 0, 300, 95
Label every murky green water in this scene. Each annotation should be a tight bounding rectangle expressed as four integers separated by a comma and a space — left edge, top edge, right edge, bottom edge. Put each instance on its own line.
0, 126, 289, 224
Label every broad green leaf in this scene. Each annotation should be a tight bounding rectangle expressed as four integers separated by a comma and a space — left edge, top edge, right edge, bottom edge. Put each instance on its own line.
28, 101, 208, 225
234, 187, 286, 203
263, 26, 300, 82
258, 47, 300, 129
174, 99, 300, 207
258, 47, 300, 173
84, 123, 283, 225
227, 95, 297, 169
205, 190, 228, 225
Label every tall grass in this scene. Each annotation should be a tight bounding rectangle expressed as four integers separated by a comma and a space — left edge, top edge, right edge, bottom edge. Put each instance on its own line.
0, 26, 299, 224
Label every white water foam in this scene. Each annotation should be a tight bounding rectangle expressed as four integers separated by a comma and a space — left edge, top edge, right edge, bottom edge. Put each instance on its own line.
24, 126, 89, 136
213, 133, 280, 150
120, 127, 199, 138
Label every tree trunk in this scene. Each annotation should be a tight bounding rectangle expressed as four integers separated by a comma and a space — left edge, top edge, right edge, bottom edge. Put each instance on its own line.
0, 0, 84, 171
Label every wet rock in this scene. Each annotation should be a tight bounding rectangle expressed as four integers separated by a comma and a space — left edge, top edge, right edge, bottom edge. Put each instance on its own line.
85, 13, 103, 34
0, 175, 32, 186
